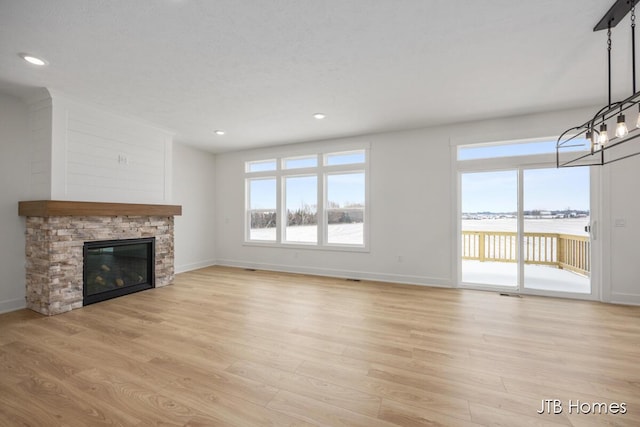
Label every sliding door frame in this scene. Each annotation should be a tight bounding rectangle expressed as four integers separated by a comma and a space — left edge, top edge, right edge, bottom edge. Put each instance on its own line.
452, 148, 601, 301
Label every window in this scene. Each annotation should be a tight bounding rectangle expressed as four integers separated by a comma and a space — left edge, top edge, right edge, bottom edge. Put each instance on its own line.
246, 178, 276, 241
244, 148, 368, 249
283, 155, 318, 169
246, 159, 277, 172
457, 139, 585, 161
285, 175, 318, 243
327, 173, 365, 244
325, 151, 366, 166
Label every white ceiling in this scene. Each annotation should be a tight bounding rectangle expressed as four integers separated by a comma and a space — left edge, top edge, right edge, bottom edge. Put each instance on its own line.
0, 0, 633, 153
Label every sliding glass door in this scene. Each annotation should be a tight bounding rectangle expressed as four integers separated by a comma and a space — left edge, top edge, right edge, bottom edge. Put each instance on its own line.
460, 166, 593, 296
461, 170, 518, 288
522, 168, 591, 294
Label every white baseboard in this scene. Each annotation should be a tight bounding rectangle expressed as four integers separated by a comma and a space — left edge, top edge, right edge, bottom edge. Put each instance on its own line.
609, 292, 640, 306
0, 297, 26, 314
174, 259, 217, 274
215, 258, 451, 288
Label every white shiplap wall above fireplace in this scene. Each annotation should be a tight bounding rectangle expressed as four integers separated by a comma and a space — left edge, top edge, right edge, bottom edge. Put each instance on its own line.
27, 89, 174, 204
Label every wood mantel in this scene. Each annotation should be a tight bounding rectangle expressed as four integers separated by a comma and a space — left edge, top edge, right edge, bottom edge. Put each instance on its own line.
19, 200, 182, 217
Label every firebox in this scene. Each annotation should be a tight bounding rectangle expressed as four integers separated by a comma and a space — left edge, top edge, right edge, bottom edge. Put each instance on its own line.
83, 237, 155, 306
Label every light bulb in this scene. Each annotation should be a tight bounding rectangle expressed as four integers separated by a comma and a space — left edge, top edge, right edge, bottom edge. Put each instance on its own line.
599, 123, 609, 146
616, 115, 628, 138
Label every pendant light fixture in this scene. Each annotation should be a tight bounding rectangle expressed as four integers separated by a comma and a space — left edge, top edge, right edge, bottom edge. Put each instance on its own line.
616, 112, 629, 137
557, 0, 640, 167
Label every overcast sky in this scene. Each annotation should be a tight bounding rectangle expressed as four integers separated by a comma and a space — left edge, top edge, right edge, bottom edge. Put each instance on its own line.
462, 167, 590, 213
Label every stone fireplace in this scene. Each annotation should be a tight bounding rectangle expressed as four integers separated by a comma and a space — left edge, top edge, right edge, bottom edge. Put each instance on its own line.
19, 200, 182, 315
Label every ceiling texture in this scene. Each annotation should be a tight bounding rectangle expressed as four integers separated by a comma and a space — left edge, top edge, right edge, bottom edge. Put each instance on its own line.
0, 0, 633, 152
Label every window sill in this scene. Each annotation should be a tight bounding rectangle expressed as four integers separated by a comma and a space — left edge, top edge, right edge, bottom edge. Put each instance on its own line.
243, 241, 370, 253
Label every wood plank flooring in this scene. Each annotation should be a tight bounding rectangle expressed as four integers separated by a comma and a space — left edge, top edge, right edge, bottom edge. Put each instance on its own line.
1, 266, 639, 426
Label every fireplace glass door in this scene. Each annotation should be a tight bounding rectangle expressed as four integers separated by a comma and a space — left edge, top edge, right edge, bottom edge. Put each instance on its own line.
83, 237, 155, 305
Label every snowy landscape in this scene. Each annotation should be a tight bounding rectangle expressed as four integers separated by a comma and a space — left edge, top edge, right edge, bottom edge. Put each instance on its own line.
250, 223, 364, 244
462, 217, 590, 236
250, 218, 590, 293
251, 217, 590, 243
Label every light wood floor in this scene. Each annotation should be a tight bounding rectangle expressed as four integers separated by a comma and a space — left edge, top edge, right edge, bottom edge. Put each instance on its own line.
1, 266, 639, 426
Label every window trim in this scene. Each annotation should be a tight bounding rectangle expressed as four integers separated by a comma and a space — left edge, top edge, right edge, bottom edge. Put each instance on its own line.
244, 147, 370, 252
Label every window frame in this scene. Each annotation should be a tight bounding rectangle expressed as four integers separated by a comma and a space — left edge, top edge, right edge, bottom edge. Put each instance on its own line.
283, 173, 319, 245
246, 159, 277, 173
245, 176, 278, 242
325, 171, 366, 246
456, 137, 590, 162
282, 155, 319, 170
244, 148, 369, 252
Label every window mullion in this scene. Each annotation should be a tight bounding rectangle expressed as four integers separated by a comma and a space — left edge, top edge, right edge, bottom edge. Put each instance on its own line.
318, 170, 325, 246
277, 172, 283, 244
245, 179, 250, 242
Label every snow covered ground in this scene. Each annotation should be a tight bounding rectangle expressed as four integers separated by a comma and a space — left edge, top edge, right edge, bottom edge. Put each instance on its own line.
251, 218, 589, 242
462, 217, 590, 236
250, 223, 363, 244
462, 260, 590, 294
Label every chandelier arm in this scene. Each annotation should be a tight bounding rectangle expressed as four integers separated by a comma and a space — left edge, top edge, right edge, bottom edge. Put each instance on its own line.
556, 126, 583, 148
605, 150, 640, 164
556, 101, 625, 149
608, 26, 612, 108
633, 7, 636, 93
589, 101, 624, 127
558, 150, 599, 167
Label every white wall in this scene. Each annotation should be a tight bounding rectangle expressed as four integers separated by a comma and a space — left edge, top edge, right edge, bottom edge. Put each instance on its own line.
27, 93, 53, 199
216, 133, 452, 285
604, 148, 640, 304
215, 105, 640, 304
0, 93, 30, 313
27, 91, 174, 203
173, 143, 217, 273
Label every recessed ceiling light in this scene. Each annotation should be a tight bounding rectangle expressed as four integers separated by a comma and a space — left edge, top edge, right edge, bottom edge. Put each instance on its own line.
214, 130, 225, 135
313, 113, 326, 120
19, 53, 47, 66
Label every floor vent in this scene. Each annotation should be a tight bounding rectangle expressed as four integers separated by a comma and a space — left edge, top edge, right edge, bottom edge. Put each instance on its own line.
346, 278, 361, 282
499, 293, 521, 298
244, 268, 257, 272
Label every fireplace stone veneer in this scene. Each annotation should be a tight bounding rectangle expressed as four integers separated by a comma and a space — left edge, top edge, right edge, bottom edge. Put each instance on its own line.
20, 201, 181, 315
